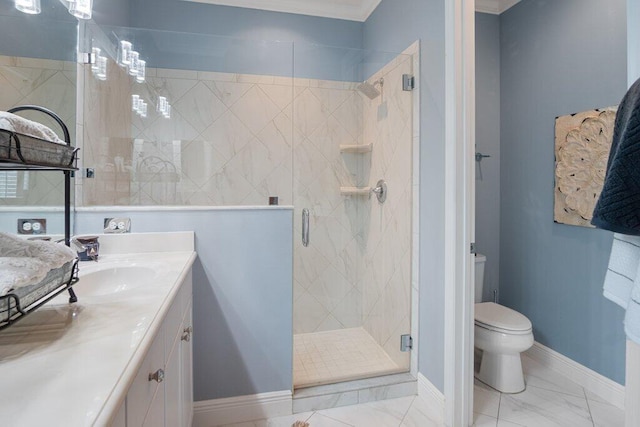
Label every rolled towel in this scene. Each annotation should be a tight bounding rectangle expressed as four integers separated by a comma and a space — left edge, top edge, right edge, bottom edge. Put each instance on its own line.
0, 111, 64, 143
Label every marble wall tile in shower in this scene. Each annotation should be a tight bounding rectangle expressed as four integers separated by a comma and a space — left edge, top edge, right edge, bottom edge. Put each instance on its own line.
230, 85, 281, 135
173, 81, 227, 134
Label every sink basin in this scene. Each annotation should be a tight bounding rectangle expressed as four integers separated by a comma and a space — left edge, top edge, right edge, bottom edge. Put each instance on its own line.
73, 266, 157, 297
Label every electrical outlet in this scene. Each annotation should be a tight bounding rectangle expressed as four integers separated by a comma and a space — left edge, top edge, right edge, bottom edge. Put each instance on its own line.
18, 218, 46, 235
104, 217, 131, 233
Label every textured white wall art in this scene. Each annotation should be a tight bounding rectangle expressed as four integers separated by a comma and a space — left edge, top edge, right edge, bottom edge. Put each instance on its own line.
554, 107, 617, 227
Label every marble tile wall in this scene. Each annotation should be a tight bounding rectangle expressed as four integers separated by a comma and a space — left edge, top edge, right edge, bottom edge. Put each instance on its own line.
0, 55, 76, 206
360, 54, 414, 368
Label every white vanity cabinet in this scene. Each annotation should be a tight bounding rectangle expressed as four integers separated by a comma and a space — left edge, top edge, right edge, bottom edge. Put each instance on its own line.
114, 271, 194, 427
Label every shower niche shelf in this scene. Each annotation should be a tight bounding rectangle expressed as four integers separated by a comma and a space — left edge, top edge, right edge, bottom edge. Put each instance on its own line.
340, 186, 371, 197
339, 143, 372, 154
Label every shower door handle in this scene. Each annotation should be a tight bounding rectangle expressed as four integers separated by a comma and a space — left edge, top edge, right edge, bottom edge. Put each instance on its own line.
302, 208, 310, 247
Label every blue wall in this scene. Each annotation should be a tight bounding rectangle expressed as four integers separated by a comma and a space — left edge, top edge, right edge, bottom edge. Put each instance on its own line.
125, 0, 364, 81
364, 0, 447, 391
74, 208, 294, 400
0, 0, 130, 61
499, 0, 627, 384
475, 13, 501, 303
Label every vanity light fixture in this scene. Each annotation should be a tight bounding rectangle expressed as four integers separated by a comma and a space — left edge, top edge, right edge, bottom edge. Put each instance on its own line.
14, 0, 41, 14
68, 0, 92, 20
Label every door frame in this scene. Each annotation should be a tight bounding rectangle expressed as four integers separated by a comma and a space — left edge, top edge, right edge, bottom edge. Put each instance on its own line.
444, 0, 476, 426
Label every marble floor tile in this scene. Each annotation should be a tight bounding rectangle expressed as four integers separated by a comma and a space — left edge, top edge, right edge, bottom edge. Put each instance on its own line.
306, 413, 354, 427
498, 385, 593, 427
219, 412, 314, 427
587, 398, 625, 427
317, 396, 413, 427
473, 413, 498, 427
520, 355, 585, 398
400, 396, 443, 427
474, 380, 501, 418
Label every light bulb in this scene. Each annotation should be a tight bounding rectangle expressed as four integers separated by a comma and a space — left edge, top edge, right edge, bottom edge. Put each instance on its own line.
119, 41, 132, 67
96, 56, 107, 81
128, 51, 139, 76
132, 95, 140, 112
135, 59, 146, 83
14, 0, 41, 14
68, 0, 92, 20
91, 47, 101, 73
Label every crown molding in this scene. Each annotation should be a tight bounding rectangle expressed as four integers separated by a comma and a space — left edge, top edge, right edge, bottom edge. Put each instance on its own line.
182, 0, 519, 20
180, 0, 382, 22
475, 0, 521, 15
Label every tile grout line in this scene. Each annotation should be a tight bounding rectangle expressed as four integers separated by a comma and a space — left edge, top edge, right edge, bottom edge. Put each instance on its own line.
581, 386, 596, 427
397, 395, 417, 426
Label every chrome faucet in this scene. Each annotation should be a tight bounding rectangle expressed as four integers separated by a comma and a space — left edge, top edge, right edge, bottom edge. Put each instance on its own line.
71, 236, 100, 261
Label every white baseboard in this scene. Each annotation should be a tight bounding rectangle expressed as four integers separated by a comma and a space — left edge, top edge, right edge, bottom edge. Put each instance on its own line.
193, 390, 292, 427
525, 342, 625, 410
417, 373, 445, 423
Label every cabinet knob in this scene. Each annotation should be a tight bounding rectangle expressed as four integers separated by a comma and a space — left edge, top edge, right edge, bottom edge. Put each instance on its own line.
181, 326, 193, 342
148, 368, 164, 383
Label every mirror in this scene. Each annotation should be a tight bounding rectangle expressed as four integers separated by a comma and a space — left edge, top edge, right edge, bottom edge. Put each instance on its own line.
0, 3, 78, 235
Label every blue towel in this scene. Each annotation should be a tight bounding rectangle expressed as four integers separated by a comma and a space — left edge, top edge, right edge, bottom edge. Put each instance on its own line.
592, 77, 640, 233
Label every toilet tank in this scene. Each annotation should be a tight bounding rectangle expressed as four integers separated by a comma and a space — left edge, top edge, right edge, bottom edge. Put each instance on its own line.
475, 253, 486, 303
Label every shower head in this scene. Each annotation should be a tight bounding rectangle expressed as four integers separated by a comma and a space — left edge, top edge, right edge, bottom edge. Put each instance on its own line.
357, 78, 384, 99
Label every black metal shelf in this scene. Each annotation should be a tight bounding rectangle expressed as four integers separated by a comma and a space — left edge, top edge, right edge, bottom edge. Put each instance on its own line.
0, 105, 79, 330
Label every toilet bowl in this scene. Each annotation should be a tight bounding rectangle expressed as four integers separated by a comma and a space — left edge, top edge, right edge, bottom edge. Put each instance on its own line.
474, 302, 533, 393
474, 254, 534, 393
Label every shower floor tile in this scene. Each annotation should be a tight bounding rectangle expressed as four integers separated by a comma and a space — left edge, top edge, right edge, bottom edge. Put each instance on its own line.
294, 327, 402, 389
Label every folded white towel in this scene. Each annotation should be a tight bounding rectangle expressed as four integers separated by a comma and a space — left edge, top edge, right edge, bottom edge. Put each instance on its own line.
0, 232, 76, 296
0, 257, 50, 296
603, 233, 640, 344
0, 111, 64, 144
603, 234, 640, 307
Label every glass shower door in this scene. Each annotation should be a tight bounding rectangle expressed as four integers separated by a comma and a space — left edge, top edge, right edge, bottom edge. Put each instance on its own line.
292, 43, 414, 388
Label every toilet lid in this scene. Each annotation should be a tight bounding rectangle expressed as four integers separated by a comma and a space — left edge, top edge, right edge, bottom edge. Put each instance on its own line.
475, 302, 532, 332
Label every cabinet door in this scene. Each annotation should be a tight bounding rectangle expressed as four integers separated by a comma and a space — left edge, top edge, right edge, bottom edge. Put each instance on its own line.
142, 382, 165, 427
127, 330, 165, 427
181, 303, 193, 427
165, 334, 181, 427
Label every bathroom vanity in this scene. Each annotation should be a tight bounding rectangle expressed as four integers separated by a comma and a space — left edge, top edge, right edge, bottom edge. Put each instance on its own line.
0, 232, 196, 426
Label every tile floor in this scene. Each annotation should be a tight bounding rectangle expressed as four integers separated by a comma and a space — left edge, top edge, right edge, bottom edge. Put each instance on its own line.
222, 353, 624, 427
294, 328, 402, 388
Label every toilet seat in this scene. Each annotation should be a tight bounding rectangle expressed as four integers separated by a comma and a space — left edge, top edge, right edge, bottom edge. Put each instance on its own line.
475, 302, 532, 334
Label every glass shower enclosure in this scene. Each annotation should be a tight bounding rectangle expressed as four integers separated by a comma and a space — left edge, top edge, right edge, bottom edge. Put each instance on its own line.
77, 20, 414, 390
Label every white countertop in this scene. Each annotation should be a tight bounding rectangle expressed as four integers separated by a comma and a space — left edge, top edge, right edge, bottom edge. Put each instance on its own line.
0, 232, 196, 426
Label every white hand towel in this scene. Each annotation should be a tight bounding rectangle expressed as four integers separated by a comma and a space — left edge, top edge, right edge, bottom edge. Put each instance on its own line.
602, 233, 640, 308
603, 233, 640, 344
0, 111, 64, 143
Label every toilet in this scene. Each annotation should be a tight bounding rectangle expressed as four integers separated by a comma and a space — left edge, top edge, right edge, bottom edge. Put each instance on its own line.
474, 254, 533, 393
